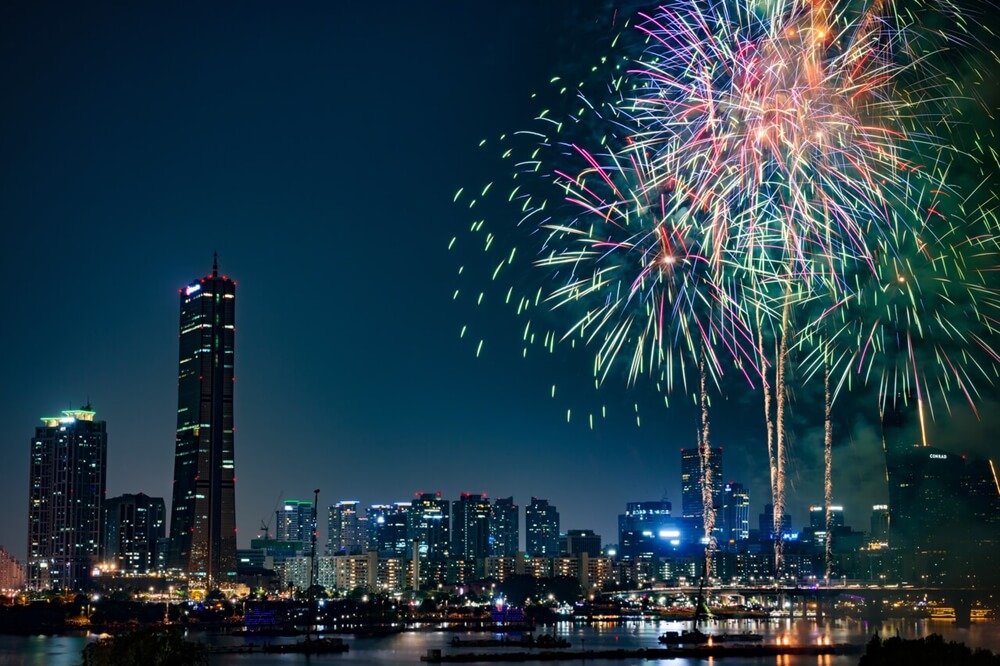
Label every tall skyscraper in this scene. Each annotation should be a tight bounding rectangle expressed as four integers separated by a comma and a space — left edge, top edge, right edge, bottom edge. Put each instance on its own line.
680, 447, 723, 523
452, 493, 492, 562
27, 407, 107, 590
102, 493, 166, 574
490, 496, 519, 556
525, 497, 560, 557
720, 482, 750, 543
886, 445, 964, 550
168, 259, 237, 585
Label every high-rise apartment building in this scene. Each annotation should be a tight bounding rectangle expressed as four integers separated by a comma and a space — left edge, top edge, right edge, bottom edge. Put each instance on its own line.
452, 493, 492, 562
167, 259, 237, 585
680, 447, 723, 524
102, 493, 166, 574
27, 407, 108, 590
0, 546, 25, 590
525, 497, 560, 557
490, 497, 519, 556
276, 500, 314, 543
328, 501, 365, 555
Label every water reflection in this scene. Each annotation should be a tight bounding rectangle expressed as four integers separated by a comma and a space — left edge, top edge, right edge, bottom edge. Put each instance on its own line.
0, 618, 997, 665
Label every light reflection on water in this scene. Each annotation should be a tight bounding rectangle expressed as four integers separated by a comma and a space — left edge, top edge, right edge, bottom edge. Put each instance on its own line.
0, 619, 998, 666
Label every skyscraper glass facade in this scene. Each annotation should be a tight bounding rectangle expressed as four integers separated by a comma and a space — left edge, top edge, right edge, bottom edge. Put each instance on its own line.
167, 261, 237, 585
525, 497, 559, 557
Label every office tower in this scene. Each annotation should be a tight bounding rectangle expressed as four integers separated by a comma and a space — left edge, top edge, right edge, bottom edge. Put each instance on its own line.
168, 259, 237, 585
525, 497, 560, 557
720, 483, 750, 543
27, 407, 108, 590
618, 500, 673, 540
409, 493, 450, 558
276, 500, 314, 542
560, 529, 602, 557
759, 504, 791, 539
490, 497, 519, 556
808, 504, 845, 531
618, 500, 678, 560
102, 493, 166, 574
452, 493, 492, 561
870, 505, 890, 543
886, 445, 964, 549
680, 447, 724, 525
328, 501, 365, 555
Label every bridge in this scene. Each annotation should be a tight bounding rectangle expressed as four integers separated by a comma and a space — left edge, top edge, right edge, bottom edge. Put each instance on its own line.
608, 584, 994, 626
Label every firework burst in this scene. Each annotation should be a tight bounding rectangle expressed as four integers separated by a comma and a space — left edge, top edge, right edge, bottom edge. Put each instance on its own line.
454, 0, 1000, 580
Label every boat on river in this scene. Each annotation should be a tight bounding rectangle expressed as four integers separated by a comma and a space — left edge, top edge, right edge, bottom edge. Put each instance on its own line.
658, 629, 764, 645
658, 629, 709, 644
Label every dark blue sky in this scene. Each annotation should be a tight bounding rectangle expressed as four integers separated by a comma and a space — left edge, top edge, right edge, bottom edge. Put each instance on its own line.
2, 1, 996, 559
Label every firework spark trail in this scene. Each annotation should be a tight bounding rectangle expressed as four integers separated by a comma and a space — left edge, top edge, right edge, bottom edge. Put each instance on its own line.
699, 355, 716, 581
773, 293, 791, 576
824, 344, 833, 583
534, 140, 761, 395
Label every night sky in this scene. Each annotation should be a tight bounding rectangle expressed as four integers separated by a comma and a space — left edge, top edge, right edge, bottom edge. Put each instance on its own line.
3, 2, 998, 560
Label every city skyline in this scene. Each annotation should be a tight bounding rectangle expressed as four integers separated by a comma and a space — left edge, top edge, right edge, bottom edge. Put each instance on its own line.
3, 2, 999, 566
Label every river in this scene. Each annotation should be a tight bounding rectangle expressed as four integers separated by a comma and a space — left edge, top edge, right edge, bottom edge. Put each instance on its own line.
2, 619, 999, 666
